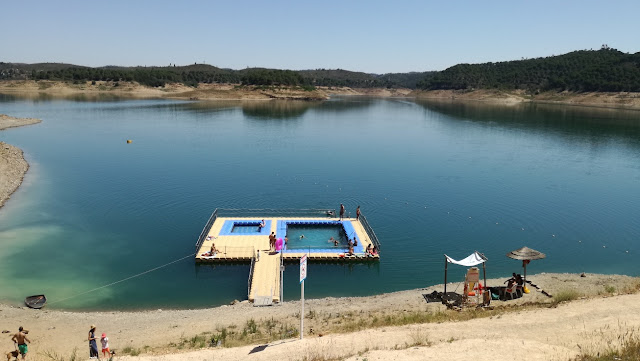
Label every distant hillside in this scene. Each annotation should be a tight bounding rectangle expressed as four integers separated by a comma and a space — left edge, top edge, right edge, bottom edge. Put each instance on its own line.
417, 47, 640, 92
3, 47, 640, 93
298, 69, 432, 89
0, 62, 428, 89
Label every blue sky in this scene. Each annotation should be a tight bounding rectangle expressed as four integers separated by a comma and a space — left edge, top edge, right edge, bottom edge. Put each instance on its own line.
2, 0, 639, 73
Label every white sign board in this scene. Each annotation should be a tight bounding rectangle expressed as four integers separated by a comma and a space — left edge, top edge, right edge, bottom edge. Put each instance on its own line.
300, 254, 307, 283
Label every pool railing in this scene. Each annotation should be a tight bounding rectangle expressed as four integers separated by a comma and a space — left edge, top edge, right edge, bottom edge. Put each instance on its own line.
359, 214, 382, 252
215, 208, 337, 218
196, 208, 219, 250
247, 249, 256, 297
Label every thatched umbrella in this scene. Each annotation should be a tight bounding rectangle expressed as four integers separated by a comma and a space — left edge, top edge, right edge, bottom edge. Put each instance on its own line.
506, 246, 546, 282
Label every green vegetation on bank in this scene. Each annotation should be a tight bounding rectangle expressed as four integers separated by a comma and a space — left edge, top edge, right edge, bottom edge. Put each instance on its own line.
0, 62, 429, 89
241, 68, 304, 86
417, 46, 640, 93
1, 46, 639, 92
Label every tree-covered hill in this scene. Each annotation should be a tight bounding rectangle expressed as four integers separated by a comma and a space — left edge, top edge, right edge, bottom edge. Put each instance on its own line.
2, 47, 639, 92
0, 61, 430, 89
298, 69, 432, 89
417, 47, 640, 92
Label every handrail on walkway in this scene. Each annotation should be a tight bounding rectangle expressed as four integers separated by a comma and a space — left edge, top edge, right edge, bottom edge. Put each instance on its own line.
359, 214, 382, 252
216, 208, 337, 218
247, 248, 256, 298
195, 208, 219, 250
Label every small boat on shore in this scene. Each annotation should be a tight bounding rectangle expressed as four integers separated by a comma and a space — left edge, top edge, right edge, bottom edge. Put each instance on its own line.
24, 295, 47, 309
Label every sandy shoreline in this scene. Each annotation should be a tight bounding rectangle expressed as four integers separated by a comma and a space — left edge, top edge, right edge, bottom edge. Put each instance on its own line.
0, 81, 329, 101
412, 89, 640, 110
0, 272, 637, 360
2, 81, 640, 110
0, 114, 42, 209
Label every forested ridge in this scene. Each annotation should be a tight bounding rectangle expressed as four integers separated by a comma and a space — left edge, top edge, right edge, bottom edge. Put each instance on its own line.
1, 47, 639, 92
417, 47, 640, 92
0, 62, 428, 89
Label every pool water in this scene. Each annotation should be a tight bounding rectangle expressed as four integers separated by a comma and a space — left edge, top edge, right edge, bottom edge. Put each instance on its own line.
231, 224, 260, 233
286, 225, 348, 249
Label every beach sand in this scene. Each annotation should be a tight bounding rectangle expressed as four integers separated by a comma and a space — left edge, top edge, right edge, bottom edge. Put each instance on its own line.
0, 81, 329, 101
412, 89, 640, 109
2, 81, 640, 109
0, 273, 637, 360
0, 114, 41, 209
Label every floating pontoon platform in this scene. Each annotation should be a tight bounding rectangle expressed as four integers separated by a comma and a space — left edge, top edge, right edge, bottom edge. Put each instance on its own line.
194, 209, 381, 304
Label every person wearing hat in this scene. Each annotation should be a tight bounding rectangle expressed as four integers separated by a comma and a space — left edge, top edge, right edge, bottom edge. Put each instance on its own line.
88, 325, 99, 359
100, 332, 110, 358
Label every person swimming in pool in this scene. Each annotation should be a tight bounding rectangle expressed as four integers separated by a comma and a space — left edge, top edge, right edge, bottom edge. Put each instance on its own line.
257, 219, 265, 232
300, 234, 305, 239
328, 237, 339, 246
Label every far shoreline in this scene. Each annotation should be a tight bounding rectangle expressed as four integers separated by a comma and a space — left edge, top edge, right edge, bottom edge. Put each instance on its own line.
3, 80, 640, 110
411, 88, 640, 110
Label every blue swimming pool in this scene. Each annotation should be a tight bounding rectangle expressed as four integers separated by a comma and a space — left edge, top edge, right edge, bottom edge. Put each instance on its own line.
286, 224, 348, 250
231, 224, 260, 233
219, 220, 272, 235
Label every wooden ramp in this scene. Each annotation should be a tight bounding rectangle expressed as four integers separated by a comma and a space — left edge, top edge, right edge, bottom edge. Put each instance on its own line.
248, 251, 281, 305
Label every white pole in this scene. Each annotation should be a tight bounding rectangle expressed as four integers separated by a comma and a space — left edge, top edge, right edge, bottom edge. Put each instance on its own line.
300, 279, 304, 340
299, 253, 307, 340
280, 252, 284, 304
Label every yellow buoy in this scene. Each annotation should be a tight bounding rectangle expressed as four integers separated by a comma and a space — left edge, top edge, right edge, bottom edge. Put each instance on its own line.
126, 140, 132, 144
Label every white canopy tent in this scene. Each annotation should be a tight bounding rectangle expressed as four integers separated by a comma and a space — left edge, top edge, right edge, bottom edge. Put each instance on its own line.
444, 251, 488, 294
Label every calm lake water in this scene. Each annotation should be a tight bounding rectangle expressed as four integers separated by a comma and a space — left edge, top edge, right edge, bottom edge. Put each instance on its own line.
1, 94, 639, 310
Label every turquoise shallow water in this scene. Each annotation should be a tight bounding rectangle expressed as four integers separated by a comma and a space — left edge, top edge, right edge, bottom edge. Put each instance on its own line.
0, 95, 639, 310
285, 225, 348, 249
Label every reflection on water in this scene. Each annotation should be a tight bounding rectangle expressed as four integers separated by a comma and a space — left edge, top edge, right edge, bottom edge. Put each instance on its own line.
242, 101, 322, 120
416, 99, 640, 145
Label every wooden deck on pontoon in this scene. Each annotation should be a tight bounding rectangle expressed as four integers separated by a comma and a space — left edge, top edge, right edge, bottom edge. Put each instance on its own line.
195, 217, 378, 262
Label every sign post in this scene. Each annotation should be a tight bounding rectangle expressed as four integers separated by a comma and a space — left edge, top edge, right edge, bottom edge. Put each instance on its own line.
299, 254, 307, 340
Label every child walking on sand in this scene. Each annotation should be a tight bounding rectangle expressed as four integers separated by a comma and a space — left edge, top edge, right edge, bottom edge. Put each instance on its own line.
100, 333, 110, 358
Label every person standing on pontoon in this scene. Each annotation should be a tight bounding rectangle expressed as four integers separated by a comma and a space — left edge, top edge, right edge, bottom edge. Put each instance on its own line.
269, 232, 276, 250
356, 206, 361, 220
339, 204, 345, 220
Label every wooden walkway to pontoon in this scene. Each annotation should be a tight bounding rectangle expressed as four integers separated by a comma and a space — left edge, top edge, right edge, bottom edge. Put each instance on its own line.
248, 251, 281, 304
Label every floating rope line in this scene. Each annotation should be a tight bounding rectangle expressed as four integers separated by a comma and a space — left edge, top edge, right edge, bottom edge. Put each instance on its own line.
48, 252, 196, 305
